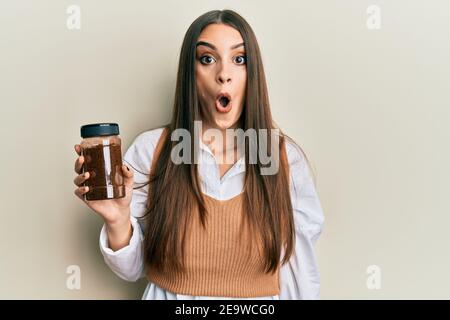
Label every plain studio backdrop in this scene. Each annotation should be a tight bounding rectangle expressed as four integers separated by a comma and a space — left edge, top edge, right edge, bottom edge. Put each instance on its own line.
0, 0, 449, 299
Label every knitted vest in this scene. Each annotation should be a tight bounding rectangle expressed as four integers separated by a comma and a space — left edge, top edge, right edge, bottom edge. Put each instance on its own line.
145, 128, 281, 298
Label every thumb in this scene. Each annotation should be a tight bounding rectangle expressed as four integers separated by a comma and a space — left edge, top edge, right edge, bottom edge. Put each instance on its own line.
121, 164, 134, 187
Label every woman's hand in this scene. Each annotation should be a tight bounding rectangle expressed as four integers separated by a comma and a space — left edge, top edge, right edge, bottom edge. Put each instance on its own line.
73, 144, 134, 250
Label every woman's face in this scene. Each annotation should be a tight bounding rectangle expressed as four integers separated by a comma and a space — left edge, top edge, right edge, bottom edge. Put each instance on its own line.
196, 23, 247, 130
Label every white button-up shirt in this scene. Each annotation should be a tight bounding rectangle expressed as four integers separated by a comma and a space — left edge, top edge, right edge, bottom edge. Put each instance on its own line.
99, 127, 325, 300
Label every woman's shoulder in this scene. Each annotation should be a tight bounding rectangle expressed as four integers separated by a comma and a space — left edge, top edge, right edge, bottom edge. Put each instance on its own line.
283, 135, 307, 169
123, 126, 167, 175
131, 126, 167, 149
282, 135, 318, 186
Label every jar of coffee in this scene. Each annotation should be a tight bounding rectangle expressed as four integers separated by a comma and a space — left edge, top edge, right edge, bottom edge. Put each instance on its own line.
80, 123, 125, 201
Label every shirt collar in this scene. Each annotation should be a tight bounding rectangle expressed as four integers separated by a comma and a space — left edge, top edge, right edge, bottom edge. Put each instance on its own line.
196, 137, 246, 176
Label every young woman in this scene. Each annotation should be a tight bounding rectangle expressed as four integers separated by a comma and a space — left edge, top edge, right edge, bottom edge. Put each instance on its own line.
73, 10, 325, 300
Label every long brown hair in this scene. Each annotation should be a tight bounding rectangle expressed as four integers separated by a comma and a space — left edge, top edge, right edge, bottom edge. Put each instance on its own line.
133, 10, 314, 275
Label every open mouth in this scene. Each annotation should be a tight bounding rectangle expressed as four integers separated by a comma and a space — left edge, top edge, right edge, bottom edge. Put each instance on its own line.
219, 96, 230, 107
215, 93, 232, 113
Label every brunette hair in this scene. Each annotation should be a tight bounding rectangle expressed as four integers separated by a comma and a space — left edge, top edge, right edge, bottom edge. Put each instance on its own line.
133, 9, 314, 275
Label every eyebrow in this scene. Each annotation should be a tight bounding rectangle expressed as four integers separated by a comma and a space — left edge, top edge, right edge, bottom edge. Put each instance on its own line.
196, 41, 245, 51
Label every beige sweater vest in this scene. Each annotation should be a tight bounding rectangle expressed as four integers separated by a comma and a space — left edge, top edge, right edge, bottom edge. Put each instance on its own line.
145, 128, 280, 298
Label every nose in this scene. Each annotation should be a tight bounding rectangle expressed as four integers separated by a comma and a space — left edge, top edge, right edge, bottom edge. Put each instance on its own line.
216, 63, 232, 84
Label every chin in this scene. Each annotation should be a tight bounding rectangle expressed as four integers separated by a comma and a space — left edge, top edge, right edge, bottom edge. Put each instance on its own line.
213, 118, 238, 130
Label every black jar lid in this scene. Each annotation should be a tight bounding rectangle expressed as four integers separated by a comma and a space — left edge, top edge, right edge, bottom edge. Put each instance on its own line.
80, 123, 120, 138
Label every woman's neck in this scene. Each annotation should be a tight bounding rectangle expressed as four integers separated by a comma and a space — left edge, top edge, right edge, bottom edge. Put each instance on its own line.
201, 120, 243, 158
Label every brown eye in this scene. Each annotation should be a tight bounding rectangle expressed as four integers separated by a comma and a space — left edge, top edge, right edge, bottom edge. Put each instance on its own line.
199, 55, 216, 65
234, 55, 246, 65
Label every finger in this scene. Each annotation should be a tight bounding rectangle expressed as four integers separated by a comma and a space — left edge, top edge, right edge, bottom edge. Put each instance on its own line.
73, 171, 90, 187
121, 164, 134, 178
74, 144, 81, 156
121, 164, 134, 187
74, 156, 84, 174
74, 185, 89, 200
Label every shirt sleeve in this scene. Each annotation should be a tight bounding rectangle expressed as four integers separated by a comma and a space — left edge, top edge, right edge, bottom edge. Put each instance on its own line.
99, 128, 163, 282
279, 141, 325, 299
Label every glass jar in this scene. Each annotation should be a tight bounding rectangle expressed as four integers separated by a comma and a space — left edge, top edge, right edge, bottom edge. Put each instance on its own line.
80, 123, 125, 201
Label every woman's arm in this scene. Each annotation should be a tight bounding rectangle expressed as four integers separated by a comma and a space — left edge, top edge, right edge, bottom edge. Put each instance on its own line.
279, 141, 325, 299
104, 207, 133, 251
99, 216, 145, 282
99, 128, 164, 282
